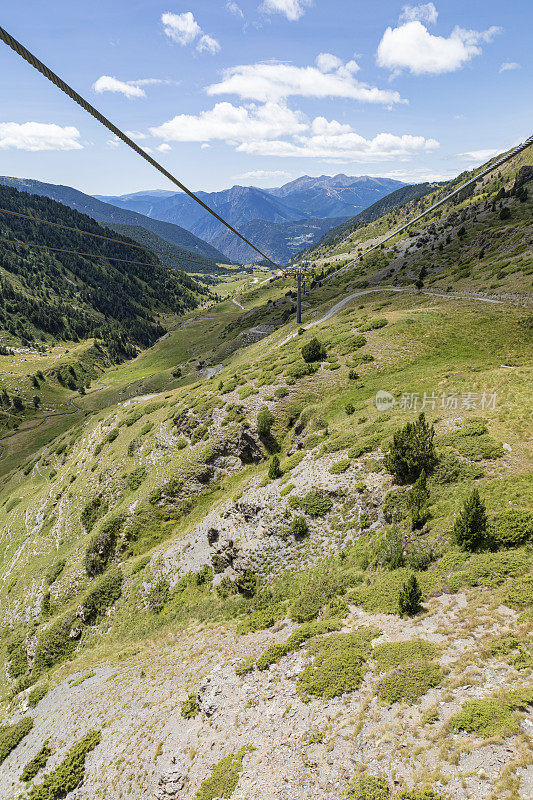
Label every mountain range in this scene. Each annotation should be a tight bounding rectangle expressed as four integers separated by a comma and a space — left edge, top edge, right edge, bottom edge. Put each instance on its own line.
96, 175, 404, 263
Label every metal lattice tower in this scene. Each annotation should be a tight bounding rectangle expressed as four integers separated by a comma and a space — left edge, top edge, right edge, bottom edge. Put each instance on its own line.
283, 261, 316, 324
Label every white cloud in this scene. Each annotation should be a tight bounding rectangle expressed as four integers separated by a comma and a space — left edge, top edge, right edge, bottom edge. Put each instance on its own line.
235, 169, 292, 183
226, 1, 244, 18
196, 34, 221, 55
157, 143, 172, 152
162, 11, 201, 44
161, 11, 220, 54
399, 3, 438, 25
316, 53, 344, 72
457, 148, 500, 162
93, 76, 146, 98
238, 120, 439, 161
150, 101, 306, 144
499, 61, 520, 73
260, 0, 312, 21
377, 21, 501, 75
0, 122, 83, 151
125, 130, 148, 140
207, 59, 403, 104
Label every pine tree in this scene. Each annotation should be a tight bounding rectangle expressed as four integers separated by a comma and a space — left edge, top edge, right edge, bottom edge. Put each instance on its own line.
408, 469, 429, 529
398, 574, 422, 616
453, 488, 487, 551
268, 454, 282, 479
384, 413, 437, 484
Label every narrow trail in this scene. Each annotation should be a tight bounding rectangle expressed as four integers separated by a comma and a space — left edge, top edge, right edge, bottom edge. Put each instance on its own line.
232, 297, 245, 310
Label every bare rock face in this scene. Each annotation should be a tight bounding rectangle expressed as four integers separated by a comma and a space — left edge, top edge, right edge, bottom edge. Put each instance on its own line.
196, 664, 235, 717
155, 765, 187, 799
514, 165, 533, 189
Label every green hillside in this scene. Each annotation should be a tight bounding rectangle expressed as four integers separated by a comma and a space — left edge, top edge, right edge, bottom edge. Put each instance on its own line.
0, 146, 531, 800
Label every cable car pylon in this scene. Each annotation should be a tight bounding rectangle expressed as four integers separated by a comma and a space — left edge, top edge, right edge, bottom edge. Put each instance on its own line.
283, 260, 316, 324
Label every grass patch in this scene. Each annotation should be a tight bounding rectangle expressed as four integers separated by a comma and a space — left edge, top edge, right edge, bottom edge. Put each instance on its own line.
372, 640, 438, 671
377, 662, 443, 705
0, 717, 34, 764
194, 746, 246, 800
28, 730, 101, 800
21, 742, 51, 782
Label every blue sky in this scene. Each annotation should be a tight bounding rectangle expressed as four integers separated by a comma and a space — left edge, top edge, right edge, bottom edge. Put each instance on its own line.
0, 0, 531, 194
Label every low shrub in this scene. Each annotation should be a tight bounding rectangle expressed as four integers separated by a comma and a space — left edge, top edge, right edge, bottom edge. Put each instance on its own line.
253, 618, 341, 672
290, 490, 332, 516
450, 697, 521, 738
301, 337, 326, 363
0, 717, 34, 764
329, 459, 351, 474
297, 628, 378, 700
80, 495, 108, 533
501, 573, 533, 609
194, 746, 246, 800
346, 774, 389, 799
281, 452, 306, 472
84, 515, 124, 577
487, 510, 533, 549
21, 742, 51, 782
236, 606, 281, 635
376, 527, 405, 570
377, 662, 443, 705
6, 629, 28, 678
125, 466, 146, 491
45, 559, 66, 586
180, 694, 199, 719
28, 684, 49, 707
81, 568, 123, 623
28, 730, 101, 800
431, 452, 483, 484
488, 632, 532, 670
359, 318, 388, 331
33, 614, 78, 675
291, 516, 308, 538
146, 579, 170, 613
372, 640, 437, 671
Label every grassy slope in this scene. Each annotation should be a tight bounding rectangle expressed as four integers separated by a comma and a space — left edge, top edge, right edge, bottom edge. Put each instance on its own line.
0, 153, 531, 800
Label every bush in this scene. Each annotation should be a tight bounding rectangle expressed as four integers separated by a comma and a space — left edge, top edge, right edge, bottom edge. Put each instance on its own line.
45, 559, 66, 586
235, 570, 257, 598
297, 629, 377, 700
33, 614, 78, 675
268, 454, 282, 479
291, 516, 308, 538
301, 337, 326, 363
146, 579, 170, 613
384, 414, 437, 484
450, 698, 519, 738
84, 515, 124, 577
329, 459, 351, 474
345, 403, 355, 415
453, 489, 488, 551
407, 470, 429, 529
398, 575, 422, 616
21, 742, 51, 782
257, 407, 274, 437
0, 717, 34, 764
291, 490, 332, 516
372, 640, 438, 671
81, 568, 123, 623
487, 510, 533, 549
125, 466, 146, 490
81, 494, 108, 533
377, 662, 443, 704
347, 774, 389, 799
236, 607, 280, 635
180, 694, 199, 719
376, 527, 405, 570
7, 630, 28, 678
432, 452, 483, 484
28, 684, 49, 707
28, 730, 101, 800
359, 318, 388, 331
194, 747, 246, 800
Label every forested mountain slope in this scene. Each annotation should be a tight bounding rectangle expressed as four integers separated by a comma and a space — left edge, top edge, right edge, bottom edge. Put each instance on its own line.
0, 185, 207, 354
0, 177, 229, 263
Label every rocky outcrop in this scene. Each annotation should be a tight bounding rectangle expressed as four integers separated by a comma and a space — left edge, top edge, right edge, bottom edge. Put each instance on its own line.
514, 165, 533, 189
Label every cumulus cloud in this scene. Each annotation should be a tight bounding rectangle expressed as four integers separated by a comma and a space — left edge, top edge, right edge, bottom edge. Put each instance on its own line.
157, 143, 172, 152
377, 21, 501, 75
161, 11, 220, 54
150, 98, 437, 163
399, 3, 438, 25
150, 101, 306, 144
196, 34, 221, 54
499, 61, 520, 73
207, 59, 403, 104
238, 119, 439, 160
226, 1, 244, 17
260, 0, 312, 21
93, 76, 146, 98
0, 122, 83, 151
